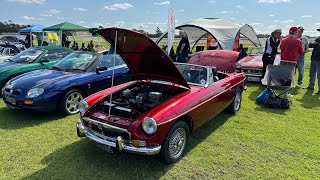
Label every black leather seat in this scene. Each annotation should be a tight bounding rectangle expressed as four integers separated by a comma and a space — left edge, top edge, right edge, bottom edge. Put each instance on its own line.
212, 67, 219, 82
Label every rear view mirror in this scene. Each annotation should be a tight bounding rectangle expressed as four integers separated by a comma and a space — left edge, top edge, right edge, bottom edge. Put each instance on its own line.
96, 66, 108, 74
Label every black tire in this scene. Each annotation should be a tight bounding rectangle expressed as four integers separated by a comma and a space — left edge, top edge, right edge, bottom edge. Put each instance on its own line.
58, 89, 84, 115
159, 121, 190, 164
226, 88, 242, 114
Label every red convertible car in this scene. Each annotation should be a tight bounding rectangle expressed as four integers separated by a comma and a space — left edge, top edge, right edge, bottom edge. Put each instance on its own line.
76, 28, 246, 164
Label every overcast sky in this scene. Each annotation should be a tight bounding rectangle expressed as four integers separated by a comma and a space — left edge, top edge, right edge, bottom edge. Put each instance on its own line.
1, 0, 320, 36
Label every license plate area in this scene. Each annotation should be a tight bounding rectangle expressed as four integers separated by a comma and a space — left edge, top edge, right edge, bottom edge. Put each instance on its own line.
247, 76, 261, 82
4, 95, 16, 105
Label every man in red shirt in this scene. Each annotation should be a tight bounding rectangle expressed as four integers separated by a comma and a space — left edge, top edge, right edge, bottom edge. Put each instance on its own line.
279, 27, 304, 97
280, 26, 304, 63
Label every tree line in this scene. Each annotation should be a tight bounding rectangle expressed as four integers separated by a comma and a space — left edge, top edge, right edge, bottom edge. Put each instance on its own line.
0, 20, 29, 33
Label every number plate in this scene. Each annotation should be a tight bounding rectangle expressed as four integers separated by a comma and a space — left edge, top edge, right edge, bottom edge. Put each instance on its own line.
5, 95, 16, 105
247, 76, 261, 82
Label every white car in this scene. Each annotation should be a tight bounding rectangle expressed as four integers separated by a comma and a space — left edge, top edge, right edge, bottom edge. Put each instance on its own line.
0, 47, 19, 62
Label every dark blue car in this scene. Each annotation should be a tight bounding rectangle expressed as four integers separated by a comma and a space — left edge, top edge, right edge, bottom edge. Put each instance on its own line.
1, 51, 131, 115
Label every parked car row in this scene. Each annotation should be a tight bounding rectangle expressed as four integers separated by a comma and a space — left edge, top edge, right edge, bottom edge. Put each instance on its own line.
1, 28, 249, 164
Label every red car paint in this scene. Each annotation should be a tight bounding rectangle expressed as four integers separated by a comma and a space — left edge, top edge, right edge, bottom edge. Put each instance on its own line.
189, 50, 240, 72
80, 28, 246, 150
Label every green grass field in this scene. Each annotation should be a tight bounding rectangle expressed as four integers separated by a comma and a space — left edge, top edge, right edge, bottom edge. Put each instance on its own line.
0, 65, 319, 179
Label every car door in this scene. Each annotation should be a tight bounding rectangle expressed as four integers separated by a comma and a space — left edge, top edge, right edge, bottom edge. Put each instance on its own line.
87, 54, 130, 94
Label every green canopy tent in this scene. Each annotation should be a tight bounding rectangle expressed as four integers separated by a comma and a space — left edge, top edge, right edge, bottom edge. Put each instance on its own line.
43, 22, 89, 46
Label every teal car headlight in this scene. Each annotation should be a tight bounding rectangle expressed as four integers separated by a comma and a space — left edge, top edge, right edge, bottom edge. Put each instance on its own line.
27, 88, 44, 98
142, 117, 157, 135
79, 100, 89, 113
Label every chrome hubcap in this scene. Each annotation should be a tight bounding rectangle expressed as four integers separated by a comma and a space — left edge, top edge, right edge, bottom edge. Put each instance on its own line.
234, 92, 241, 111
168, 127, 186, 159
66, 92, 83, 114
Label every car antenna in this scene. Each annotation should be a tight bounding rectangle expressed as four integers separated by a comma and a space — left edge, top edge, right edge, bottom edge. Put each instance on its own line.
108, 30, 118, 120
198, 70, 201, 92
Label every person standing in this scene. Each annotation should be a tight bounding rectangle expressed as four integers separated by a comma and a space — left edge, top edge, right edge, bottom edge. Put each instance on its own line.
296, 26, 309, 87
176, 30, 190, 63
305, 28, 320, 94
280, 26, 304, 65
261, 29, 282, 81
36, 32, 43, 46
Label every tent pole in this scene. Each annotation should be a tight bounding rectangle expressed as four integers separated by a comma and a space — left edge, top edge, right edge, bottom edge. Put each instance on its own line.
30, 32, 32, 47
59, 30, 62, 46
42, 31, 44, 46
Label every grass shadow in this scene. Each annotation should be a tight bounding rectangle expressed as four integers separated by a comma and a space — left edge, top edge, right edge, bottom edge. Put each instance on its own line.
297, 90, 320, 109
24, 112, 232, 179
0, 106, 65, 130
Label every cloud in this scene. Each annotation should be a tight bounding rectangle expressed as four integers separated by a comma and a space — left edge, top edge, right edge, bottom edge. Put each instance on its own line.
258, 0, 290, 3
43, 9, 60, 14
40, 9, 60, 17
267, 25, 276, 29
21, 16, 43, 20
57, 17, 64, 20
153, 1, 170, 5
269, 14, 275, 17
236, 5, 244, 9
78, 21, 86, 24
273, 19, 280, 22
301, 15, 312, 18
251, 23, 264, 26
40, 13, 53, 17
104, 3, 133, 10
73, 7, 88, 11
282, 20, 294, 23
178, 9, 185, 12
208, 0, 215, 4
217, 10, 238, 14
314, 23, 320, 26
7, 0, 46, 4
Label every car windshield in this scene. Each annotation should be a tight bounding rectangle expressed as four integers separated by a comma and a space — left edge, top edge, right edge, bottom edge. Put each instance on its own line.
175, 63, 208, 86
52, 52, 97, 71
10, 48, 44, 63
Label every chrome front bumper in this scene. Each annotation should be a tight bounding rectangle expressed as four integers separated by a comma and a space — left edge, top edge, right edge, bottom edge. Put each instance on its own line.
77, 119, 161, 155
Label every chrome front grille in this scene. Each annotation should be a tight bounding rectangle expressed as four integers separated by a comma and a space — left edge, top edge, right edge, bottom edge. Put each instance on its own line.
82, 117, 131, 141
242, 69, 262, 75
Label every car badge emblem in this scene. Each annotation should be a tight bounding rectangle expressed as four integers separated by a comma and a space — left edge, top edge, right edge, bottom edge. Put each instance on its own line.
97, 123, 103, 130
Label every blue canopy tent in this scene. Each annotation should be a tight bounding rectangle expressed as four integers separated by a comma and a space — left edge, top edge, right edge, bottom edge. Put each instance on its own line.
19, 25, 46, 47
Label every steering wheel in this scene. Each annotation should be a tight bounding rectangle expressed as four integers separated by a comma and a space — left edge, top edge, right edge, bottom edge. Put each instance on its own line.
194, 75, 205, 84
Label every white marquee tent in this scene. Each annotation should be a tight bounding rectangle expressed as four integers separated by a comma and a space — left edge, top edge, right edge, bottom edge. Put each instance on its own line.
157, 18, 261, 51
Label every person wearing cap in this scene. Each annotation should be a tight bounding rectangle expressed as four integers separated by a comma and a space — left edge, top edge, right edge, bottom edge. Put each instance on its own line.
305, 28, 320, 94
296, 26, 309, 87
280, 26, 304, 64
280, 27, 304, 97
261, 29, 282, 81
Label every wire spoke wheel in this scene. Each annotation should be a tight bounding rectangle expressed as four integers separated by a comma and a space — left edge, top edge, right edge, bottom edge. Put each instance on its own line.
234, 91, 241, 111
168, 127, 187, 159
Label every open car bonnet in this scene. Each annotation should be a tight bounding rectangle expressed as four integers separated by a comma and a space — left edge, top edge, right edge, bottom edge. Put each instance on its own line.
97, 28, 189, 89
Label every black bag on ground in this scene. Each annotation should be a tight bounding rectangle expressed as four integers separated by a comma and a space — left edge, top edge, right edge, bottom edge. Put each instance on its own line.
264, 96, 291, 109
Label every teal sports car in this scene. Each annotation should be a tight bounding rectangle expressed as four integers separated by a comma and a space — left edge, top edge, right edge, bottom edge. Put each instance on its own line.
0, 46, 72, 88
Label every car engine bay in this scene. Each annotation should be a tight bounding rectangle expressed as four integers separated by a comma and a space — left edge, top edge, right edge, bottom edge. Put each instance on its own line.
97, 82, 187, 119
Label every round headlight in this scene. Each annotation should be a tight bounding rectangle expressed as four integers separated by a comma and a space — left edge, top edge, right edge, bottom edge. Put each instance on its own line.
235, 63, 241, 69
142, 117, 157, 135
27, 88, 44, 98
79, 100, 89, 113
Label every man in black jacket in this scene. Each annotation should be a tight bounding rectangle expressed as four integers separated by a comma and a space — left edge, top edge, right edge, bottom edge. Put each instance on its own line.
261, 29, 282, 82
305, 28, 320, 94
